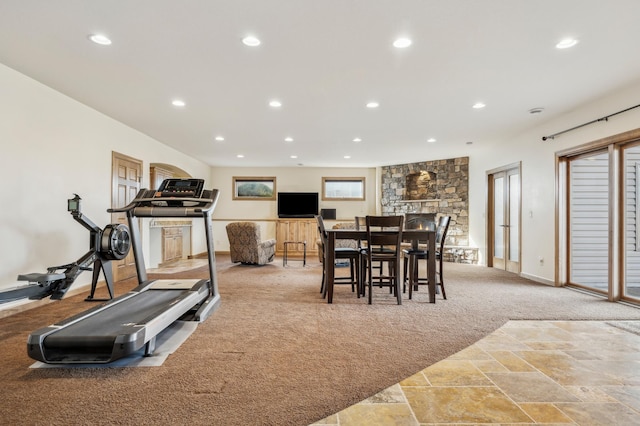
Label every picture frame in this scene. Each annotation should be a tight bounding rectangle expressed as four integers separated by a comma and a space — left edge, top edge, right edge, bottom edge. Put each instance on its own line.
232, 176, 276, 200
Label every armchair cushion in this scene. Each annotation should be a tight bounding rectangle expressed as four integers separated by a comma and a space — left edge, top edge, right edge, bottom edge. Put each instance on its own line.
226, 222, 276, 265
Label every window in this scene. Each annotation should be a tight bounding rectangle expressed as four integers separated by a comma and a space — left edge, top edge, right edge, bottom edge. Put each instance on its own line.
322, 177, 365, 201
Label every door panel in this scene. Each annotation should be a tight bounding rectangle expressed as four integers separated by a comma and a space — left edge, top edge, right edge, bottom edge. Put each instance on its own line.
492, 173, 505, 268
568, 151, 609, 292
489, 165, 520, 273
557, 129, 640, 304
507, 172, 520, 272
623, 144, 640, 300
112, 152, 142, 282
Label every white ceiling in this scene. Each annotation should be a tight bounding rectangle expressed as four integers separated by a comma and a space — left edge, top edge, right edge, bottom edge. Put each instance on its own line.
2, 1, 640, 168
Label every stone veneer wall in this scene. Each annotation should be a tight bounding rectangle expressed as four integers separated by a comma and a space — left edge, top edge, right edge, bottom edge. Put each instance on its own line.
381, 157, 470, 253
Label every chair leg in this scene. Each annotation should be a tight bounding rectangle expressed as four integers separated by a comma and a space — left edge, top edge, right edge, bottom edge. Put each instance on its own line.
367, 262, 373, 305
402, 256, 408, 294
355, 256, 361, 298
395, 260, 402, 305
438, 256, 446, 300
360, 256, 368, 297
388, 261, 394, 294
349, 258, 355, 292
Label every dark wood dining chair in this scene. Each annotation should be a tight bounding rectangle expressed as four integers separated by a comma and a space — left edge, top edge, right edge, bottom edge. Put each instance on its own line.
315, 215, 361, 298
362, 215, 404, 304
356, 215, 392, 292
402, 215, 450, 300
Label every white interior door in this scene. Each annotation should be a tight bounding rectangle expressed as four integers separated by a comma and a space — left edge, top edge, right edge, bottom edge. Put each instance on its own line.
489, 166, 520, 273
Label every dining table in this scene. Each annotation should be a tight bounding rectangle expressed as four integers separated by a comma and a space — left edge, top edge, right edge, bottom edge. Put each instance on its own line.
324, 228, 436, 304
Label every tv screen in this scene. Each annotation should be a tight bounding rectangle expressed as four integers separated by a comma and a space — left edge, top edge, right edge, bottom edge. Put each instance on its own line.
277, 192, 319, 218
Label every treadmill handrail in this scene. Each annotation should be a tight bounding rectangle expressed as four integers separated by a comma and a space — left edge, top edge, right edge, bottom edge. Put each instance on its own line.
108, 197, 215, 213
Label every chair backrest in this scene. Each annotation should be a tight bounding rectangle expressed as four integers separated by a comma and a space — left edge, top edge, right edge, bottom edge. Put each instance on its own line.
365, 215, 404, 254
315, 215, 327, 245
226, 222, 262, 247
435, 216, 451, 249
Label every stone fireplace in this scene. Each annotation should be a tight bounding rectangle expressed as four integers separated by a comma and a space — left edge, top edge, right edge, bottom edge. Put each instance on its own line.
405, 171, 437, 200
404, 212, 436, 230
381, 157, 476, 263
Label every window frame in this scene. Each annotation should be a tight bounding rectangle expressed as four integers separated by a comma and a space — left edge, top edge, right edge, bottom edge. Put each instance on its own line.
321, 177, 366, 201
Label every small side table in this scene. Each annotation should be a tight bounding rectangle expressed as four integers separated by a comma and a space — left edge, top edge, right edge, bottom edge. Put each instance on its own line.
283, 241, 307, 267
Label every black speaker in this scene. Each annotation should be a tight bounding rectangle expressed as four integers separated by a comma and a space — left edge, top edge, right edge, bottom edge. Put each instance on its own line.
320, 208, 336, 220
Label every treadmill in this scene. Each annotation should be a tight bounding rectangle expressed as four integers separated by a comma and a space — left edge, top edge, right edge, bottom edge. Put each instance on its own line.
27, 178, 221, 363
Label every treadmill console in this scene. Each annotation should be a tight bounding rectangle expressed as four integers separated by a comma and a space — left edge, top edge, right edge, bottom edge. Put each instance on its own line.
155, 178, 205, 198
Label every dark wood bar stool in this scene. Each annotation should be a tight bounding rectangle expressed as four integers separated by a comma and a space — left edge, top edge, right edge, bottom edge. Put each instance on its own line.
403, 216, 450, 300
315, 215, 361, 298
361, 215, 404, 304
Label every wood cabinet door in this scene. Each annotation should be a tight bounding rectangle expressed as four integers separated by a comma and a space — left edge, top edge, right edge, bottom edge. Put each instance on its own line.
275, 219, 319, 256
162, 227, 183, 264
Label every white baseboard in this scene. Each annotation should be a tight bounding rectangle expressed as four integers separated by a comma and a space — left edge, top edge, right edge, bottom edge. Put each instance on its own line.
520, 272, 555, 286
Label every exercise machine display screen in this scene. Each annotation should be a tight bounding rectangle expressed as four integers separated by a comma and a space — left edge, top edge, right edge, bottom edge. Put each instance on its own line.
155, 178, 205, 198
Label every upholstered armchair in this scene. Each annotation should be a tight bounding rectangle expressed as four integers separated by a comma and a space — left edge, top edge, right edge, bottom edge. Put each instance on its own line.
226, 222, 276, 265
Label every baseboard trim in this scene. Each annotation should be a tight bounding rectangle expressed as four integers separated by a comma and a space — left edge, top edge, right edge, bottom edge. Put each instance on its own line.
520, 272, 555, 286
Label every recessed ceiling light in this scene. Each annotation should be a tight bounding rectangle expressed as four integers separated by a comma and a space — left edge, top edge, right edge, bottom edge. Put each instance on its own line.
237, 154, 244, 158
242, 36, 261, 47
393, 38, 412, 48
215, 136, 225, 141
284, 137, 293, 142
366, 102, 379, 108
89, 34, 112, 45
472, 102, 486, 109
427, 138, 436, 143
172, 99, 186, 107
269, 100, 282, 108
290, 155, 298, 159
353, 138, 362, 143
344, 155, 351, 159
556, 38, 578, 49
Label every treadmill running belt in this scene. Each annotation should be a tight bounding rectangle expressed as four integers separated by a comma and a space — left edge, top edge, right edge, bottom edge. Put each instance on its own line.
44, 289, 193, 348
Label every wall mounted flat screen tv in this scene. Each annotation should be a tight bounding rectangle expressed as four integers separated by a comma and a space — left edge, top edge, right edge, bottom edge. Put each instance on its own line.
277, 192, 319, 218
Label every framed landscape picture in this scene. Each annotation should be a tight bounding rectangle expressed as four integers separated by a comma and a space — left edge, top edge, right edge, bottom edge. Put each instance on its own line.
232, 176, 276, 200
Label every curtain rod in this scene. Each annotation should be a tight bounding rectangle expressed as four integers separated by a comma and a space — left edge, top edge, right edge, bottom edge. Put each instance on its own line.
541, 103, 640, 141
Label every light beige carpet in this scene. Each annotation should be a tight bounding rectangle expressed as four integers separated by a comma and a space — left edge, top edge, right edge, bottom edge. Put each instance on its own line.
0, 255, 638, 425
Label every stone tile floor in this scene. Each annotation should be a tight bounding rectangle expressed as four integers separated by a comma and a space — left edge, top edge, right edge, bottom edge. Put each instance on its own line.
312, 320, 640, 425
147, 258, 209, 274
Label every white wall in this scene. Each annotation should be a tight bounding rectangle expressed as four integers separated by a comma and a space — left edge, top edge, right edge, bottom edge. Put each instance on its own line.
0, 63, 212, 293
3, 59, 640, 296
467, 79, 640, 284
210, 166, 377, 250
